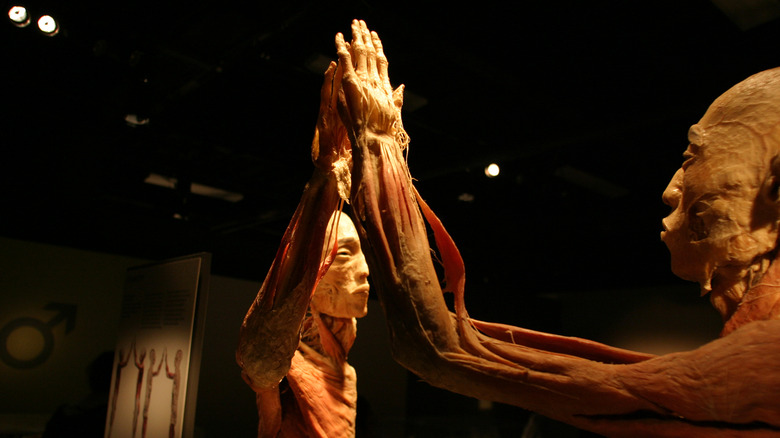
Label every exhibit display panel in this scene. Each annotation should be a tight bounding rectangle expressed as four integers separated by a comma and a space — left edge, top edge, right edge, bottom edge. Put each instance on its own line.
105, 253, 210, 438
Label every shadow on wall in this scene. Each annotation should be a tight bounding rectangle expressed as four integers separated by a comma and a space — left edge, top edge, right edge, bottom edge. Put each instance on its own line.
41, 351, 114, 437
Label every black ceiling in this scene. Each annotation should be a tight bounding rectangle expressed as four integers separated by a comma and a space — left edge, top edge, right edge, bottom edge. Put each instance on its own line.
3, 1, 780, 308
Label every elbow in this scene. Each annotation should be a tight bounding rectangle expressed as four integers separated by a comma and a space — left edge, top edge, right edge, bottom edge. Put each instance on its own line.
237, 349, 290, 391
387, 330, 455, 387
235, 341, 292, 391
236, 314, 302, 391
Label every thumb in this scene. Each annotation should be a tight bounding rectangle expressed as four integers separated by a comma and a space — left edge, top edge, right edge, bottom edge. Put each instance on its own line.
393, 84, 405, 110
336, 89, 354, 130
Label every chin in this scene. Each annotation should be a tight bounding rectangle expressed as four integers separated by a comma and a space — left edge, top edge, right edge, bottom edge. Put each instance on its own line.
353, 304, 368, 318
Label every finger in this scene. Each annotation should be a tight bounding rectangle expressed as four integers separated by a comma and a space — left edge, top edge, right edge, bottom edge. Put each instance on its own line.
371, 31, 392, 92
359, 20, 379, 84
320, 61, 336, 110
331, 59, 342, 109
336, 88, 351, 128
335, 32, 361, 119
351, 19, 368, 81
336, 32, 356, 82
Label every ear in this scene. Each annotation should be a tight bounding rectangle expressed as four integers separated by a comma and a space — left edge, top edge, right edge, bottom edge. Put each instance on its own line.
752, 155, 780, 229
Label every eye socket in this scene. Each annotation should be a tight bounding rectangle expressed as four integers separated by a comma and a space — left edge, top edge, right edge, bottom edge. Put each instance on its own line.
681, 143, 699, 171
334, 238, 360, 259
682, 153, 695, 171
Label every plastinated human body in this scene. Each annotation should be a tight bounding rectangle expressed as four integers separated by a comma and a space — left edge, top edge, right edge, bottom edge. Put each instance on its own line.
236, 57, 370, 438
326, 19, 780, 437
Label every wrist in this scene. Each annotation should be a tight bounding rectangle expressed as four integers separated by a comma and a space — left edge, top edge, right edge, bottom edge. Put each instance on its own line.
353, 131, 396, 153
353, 117, 409, 151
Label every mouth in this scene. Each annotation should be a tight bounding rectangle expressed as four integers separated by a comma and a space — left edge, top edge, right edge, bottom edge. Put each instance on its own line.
352, 286, 370, 296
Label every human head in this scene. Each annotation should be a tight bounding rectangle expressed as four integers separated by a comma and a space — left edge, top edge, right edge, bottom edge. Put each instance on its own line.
661, 67, 780, 319
311, 211, 370, 318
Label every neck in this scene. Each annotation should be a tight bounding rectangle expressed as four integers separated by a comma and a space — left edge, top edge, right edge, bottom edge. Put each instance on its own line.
717, 250, 780, 335
300, 312, 357, 361
709, 261, 764, 321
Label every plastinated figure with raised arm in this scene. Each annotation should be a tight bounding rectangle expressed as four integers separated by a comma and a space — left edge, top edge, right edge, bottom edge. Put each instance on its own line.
331, 19, 780, 438
236, 52, 370, 437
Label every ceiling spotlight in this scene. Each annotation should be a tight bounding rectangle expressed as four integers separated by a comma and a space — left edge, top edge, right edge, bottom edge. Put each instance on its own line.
37, 14, 59, 36
8, 6, 30, 27
484, 163, 500, 178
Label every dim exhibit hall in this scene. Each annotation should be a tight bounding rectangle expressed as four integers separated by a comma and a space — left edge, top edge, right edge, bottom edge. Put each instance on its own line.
3, 2, 780, 438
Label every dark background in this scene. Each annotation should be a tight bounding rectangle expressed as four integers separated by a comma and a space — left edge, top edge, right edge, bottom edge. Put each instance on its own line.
4, 1, 779, 436
4, 0, 780, 303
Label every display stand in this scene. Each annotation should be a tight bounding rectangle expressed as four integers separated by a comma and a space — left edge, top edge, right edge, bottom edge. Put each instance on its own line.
104, 253, 211, 438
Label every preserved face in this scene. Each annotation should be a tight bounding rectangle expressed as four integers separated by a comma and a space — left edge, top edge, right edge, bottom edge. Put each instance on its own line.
661, 94, 780, 318
311, 212, 370, 318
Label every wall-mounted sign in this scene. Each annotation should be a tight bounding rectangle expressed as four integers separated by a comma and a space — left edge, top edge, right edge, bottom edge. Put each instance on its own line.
0, 302, 76, 369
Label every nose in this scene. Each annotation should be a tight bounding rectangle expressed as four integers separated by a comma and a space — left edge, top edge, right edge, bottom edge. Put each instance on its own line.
356, 252, 369, 282
662, 168, 684, 209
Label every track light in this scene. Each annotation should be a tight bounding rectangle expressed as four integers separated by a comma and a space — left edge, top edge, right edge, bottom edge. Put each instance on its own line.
484, 163, 500, 178
36, 14, 58, 36
7, 5, 61, 36
8, 5, 30, 27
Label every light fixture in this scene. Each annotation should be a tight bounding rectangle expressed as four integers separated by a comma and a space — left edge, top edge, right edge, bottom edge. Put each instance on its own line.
144, 173, 245, 203
458, 192, 475, 202
8, 5, 30, 27
37, 14, 58, 36
124, 114, 150, 127
484, 163, 500, 178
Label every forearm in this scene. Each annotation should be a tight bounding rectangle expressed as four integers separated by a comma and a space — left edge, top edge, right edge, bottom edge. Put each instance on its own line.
237, 170, 340, 390
350, 132, 461, 358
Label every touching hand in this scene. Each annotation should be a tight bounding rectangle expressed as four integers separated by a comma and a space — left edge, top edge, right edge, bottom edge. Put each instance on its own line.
311, 60, 352, 200
335, 20, 406, 144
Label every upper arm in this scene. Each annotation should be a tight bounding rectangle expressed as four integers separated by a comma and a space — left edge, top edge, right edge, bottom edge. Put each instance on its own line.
254, 386, 282, 438
619, 320, 780, 425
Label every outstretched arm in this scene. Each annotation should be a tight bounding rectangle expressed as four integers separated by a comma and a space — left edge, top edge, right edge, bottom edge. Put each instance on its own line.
336, 20, 780, 437
236, 61, 349, 392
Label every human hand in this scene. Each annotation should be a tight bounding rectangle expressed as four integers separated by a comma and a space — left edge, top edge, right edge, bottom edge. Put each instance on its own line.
335, 20, 406, 144
312, 60, 349, 170
311, 60, 352, 200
